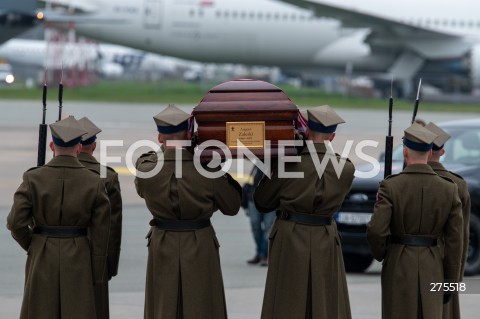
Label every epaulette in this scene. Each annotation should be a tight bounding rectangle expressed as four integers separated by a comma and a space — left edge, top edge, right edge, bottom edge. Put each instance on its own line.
87, 168, 100, 176
136, 151, 158, 167
439, 175, 455, 184
384, 173, 400, 180
334, 153, 352, 163
26, 166, 41, 172
106, 166, 116, 173
139, 151, 156, 159
448, 171, 465, 181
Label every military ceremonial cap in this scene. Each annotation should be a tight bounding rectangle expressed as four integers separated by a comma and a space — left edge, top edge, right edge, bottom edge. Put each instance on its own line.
306, 105, 345, 133
50, 116, 87, 147
78, 117, 102, 145
403, 123, 438, 152
425, 122, 451, 151
153, 104, 190, 134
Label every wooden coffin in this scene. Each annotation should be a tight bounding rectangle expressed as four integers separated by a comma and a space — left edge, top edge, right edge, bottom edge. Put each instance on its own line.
193, 79, 299, 161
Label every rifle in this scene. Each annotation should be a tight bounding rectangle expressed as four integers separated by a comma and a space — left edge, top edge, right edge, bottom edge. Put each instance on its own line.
411, 78, 422, 124
384, 78, 394, 178
37, 73, 48, 166
57, 66, 64, 121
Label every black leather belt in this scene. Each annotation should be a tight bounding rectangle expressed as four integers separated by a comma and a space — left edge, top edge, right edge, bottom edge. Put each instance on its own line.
390, 235, 438, 247
33, 226, 87, 238
150, 218, 211, 231
276, 211, 332, 226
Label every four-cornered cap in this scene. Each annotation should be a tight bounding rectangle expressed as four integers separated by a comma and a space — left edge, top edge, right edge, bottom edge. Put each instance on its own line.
78, 117, 102, 145
403, 123, 438, 152
425, 122, 451, 150
306, 105, 345, 133
153, 104, 190, 134
50, 116, 87, 147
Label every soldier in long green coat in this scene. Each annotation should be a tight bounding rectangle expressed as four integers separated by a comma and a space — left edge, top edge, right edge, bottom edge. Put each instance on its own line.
78, 117, 123, 319
254, 105, 355, 319
135, 104, 242, 319
425, 122, 471, 319
367, 123, 464, 319
6, 116, 111, 319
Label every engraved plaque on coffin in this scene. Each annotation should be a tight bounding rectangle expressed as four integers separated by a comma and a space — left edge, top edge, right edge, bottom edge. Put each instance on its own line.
193, 79, 299, 161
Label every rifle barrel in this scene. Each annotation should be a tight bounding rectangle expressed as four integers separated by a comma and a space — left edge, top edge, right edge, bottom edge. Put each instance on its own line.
38, 82, 48, 166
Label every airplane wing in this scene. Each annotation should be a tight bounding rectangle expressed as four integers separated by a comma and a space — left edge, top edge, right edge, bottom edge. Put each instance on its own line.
278, 0, 457, 39
37, 0, 125, 24
277, 0, 471, 59
38, 10, 126, 24
38, 0, 98, 13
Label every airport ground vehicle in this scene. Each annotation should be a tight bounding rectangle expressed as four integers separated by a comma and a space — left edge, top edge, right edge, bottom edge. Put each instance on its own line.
337, 118, 480, 275
0, 63, 14, 85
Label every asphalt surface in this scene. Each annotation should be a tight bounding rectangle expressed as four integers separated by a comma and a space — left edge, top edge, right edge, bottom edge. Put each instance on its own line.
0, 100, 478, 318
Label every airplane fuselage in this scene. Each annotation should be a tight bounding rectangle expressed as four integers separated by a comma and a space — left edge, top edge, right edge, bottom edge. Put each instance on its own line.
73, 0, 390, 72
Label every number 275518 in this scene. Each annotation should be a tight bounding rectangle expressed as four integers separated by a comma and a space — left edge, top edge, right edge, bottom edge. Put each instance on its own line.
430, 283, 466, 292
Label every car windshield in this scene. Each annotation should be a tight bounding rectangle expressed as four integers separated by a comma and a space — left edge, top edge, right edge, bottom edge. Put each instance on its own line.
392, 125, 480, 166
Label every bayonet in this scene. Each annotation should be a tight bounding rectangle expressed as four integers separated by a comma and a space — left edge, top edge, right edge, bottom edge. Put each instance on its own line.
411, 78, 422, 124
57, 64, 64, 121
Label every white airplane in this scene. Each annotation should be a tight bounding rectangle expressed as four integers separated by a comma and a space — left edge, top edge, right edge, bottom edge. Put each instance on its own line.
0, 38, 200, 79
38, 0, 480, 95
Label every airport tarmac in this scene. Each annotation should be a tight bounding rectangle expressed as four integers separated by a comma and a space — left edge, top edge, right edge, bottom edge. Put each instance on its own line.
0, 100, 479, 318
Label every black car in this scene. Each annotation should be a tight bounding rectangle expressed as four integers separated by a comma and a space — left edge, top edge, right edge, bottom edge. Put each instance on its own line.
337, 118, 480, 275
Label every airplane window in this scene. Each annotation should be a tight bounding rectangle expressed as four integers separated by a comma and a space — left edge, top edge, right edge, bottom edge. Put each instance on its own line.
283, 13, 288, 20
241, 12, 246, 19
300, 16, 306, 21
425, 18, 430, 25
274, 13, 279, 20
266, 13, 271, 20
199, 10, 204, 17
189, 9, 195, 17
451, 20, 456, 27
216, 11, 221, 18
258, 13, 263, 19
291, 14, 297, 21
224, 11, 229, 18
459, 20, 465, 27
468, 20, 473, 28
232, 11, 237, 18
433, 19, 439, 25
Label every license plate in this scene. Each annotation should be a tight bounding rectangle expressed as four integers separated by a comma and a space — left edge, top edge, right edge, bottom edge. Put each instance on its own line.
336, 212, 372, 225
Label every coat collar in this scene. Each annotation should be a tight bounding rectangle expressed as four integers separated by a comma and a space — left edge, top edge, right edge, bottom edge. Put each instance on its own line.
77, 152, 99, 164
402, 163, 437, 175
427, 161, 447, 172
45, 155, 85, 168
